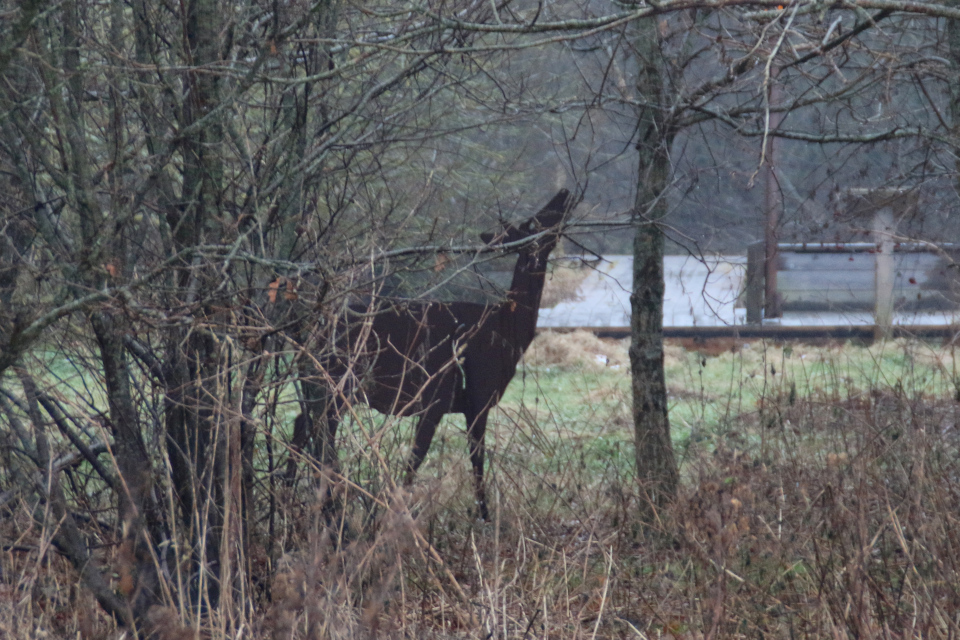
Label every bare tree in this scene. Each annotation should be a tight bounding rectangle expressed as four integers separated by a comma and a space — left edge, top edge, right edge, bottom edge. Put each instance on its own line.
0, 0, 560, 631
628, 10, 681, 514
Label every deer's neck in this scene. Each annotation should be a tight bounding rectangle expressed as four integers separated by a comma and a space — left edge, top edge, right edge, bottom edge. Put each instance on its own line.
504, 249, 552, 348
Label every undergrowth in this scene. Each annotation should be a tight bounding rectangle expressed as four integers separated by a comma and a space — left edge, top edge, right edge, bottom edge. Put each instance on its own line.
3, 334, 960, 638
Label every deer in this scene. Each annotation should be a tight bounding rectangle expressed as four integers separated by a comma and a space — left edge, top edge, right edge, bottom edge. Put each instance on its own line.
299, 189, 574, 520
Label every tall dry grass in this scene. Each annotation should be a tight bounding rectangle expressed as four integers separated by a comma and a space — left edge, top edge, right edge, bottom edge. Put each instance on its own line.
3, 336, 960, 639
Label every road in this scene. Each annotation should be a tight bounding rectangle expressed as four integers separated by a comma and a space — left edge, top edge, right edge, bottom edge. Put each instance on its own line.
538, 255, 960, 331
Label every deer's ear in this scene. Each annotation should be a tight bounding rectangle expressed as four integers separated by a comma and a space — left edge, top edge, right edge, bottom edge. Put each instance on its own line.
479, 230, 496, 244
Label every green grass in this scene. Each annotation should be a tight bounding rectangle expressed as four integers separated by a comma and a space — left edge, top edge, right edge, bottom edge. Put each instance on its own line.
281, 336, 960, 509
463, 336, 960, 493
18, 334, 957, 490
14, 332, 960, 515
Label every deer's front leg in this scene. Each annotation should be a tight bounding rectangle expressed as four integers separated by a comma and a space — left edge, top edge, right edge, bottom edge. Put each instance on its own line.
405, 403, 447, 484
466, 409, 490, 521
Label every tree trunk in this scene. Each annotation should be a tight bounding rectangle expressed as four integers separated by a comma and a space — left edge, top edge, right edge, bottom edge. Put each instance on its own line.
763, 72, 783, 318
630, 13, 680, 521
163, 0, 231, 609
948, 4, 960, 192
91, 314, 163, 625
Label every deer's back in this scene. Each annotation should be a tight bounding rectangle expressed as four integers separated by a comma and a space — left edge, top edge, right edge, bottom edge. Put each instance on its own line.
326, 301, 487, 416
325, 300, 531, 418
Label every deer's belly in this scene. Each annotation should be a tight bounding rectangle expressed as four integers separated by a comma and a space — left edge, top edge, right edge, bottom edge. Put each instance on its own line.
360, 369, 463, 418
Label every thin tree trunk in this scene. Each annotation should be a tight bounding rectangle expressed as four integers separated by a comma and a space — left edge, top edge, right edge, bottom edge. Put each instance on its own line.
163, 0, 230, 609
763, 73, 783, 318
947, 4, 960, 193
630, 14, 679, 521
91, 314, 163, 626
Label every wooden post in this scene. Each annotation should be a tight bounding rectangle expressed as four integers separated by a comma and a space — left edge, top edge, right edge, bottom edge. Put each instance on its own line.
846, 188, 917, 340
873, 207, 895, 339
746, 241, 765, 323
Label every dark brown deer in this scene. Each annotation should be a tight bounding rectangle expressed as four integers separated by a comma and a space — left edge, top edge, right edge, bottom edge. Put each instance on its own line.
310, 189, 573, 520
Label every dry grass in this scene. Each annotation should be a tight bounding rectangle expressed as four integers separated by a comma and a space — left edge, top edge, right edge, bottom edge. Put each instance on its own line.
525, 329, 628, 370
0, 548, 111, 639
4, 339, 960, 639
539, 262, 590, 309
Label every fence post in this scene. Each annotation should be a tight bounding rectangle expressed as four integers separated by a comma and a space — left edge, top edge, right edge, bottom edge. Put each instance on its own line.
746, 242, 764, 323
873, 207, 895, 340
847, 187, 916, 340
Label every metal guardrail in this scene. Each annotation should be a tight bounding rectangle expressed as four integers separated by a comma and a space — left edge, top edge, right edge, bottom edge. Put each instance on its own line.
745, 241, 960, 329
543, 324, 960, 340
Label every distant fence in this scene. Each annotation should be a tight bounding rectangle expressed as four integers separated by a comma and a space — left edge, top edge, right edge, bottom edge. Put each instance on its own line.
746, 241, 960, 324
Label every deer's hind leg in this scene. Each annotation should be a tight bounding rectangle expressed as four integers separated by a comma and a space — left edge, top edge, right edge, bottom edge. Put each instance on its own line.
286, 380, 342, 485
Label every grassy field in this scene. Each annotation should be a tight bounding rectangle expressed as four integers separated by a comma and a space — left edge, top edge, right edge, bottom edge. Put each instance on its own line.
294, 332, 960, 639
4, 331, 960, 639
420, 332, 960, 498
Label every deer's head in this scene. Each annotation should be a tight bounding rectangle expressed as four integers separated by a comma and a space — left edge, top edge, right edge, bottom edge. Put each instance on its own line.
479, 189, 572, 253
